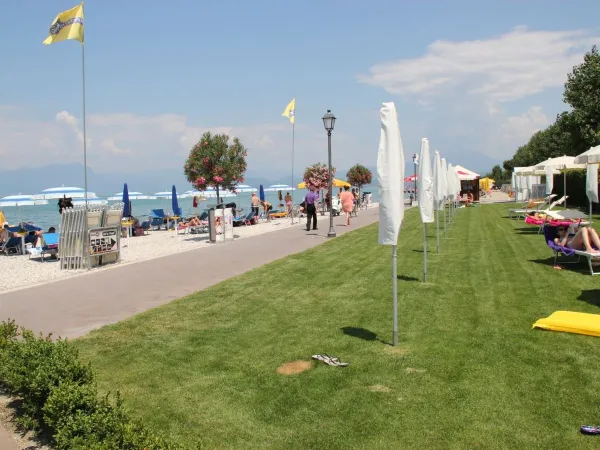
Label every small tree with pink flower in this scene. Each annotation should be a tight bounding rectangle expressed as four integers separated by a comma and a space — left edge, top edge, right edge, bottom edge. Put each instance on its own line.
303, 163, 336, 191
184, 132, 248, 204
303, 163, 336, 214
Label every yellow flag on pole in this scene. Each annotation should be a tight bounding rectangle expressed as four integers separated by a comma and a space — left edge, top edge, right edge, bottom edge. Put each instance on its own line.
43, 3, 84, 45
282, 98, 295, 124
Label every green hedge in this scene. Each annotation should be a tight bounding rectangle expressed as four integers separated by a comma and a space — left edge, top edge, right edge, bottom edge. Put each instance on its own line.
0, 320, 183, 449
551, 169, 598, 211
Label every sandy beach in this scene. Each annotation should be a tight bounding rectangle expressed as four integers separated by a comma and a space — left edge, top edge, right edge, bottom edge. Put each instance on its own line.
0, 206, 379, 294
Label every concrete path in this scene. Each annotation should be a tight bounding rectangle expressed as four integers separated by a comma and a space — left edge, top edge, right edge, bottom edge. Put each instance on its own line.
0, 207, 380, 339
0, 425, 18, 450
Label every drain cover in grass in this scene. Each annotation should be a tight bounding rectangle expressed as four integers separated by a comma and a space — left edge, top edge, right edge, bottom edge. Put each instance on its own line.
277, 360, 314, 375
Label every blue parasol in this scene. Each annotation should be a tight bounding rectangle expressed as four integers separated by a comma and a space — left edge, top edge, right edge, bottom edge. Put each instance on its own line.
259, 184, 265, 202
122, 183, 131, 217
172, 185, 181, 216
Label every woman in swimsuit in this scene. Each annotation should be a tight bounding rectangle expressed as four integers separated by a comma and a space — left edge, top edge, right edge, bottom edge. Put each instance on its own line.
284, 192, 292, 214
261, 201, 273, 222
556, 226, 600, 254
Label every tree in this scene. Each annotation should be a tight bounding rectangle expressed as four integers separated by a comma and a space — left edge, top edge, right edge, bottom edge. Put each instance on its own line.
303, 163, 335, 191
489, 165, 503, 181
346, 164, 373, 189
184, 132, 248, 204
564, 45, 600, 147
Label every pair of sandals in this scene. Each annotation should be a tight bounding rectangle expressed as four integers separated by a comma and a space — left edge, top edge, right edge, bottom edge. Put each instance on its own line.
312, 354, 349, 367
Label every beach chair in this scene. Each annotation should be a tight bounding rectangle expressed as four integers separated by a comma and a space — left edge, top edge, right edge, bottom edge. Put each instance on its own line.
151, 209, 166, 230
543, 225, 600, 275
269, 210, 288, 219
233, 211, 255, 226
0, 236, 22, 255
28, 233, 59, 262
509, 194, 556, 219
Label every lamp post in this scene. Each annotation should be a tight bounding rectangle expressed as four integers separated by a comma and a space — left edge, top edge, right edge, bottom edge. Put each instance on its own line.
412, 153, 418, 199
322, 109, 337, 238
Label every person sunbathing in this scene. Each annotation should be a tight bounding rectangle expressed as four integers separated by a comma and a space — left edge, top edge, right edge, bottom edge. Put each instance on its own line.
182, 217, 204, 227
555, 226, 600, 254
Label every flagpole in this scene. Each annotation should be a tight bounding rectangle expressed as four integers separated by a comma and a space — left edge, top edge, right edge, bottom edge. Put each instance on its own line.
81, 33, 89, 268
291, 121, 295, 224
81, 43, 88, 208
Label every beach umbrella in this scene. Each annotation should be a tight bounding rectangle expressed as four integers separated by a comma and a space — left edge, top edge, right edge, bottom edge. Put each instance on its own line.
534, 155, 586, 208
259, 184, 265, 202
447, 163, 455, 221
545, 166, 554, 195
265, 184, 295, 192
575, 144, 600, 165
441, 158, 448, 236
171, 185, 181, 216
417, 138, 434, 282
0, 194, 36, 207
122, 183, 131, 218
377, 102, 405, 347
433, 151, 444, 252
587, 164, 599, 221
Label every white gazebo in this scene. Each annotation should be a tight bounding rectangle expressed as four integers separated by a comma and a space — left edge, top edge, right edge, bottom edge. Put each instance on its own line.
453, 165, 480, 181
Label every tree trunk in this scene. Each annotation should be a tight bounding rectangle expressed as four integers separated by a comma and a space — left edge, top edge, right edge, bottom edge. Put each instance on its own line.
216, 186, 220, 205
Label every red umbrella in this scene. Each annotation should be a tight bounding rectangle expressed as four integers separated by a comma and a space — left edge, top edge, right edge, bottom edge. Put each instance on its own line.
404, 174, 418, 182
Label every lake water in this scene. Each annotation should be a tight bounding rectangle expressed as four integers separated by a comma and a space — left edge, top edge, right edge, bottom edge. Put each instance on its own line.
1, 186, 385, 230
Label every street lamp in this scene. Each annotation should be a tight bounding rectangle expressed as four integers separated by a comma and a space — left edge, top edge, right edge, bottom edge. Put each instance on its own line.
322, 109, 337, 238
412, 153, 419, 199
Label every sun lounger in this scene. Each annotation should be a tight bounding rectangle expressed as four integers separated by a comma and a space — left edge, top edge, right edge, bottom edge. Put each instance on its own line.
233, 211, 255, 226
508, 194, 557, 219
28, 233, 59, 262
151, 209, 167, 230
543, 225, 600, 275
269, 210, 288, 219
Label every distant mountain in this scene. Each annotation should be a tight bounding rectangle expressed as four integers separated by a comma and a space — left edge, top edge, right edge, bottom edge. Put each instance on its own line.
0, 164, 300, 198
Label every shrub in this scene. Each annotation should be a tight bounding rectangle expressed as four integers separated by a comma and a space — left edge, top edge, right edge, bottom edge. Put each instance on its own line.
0, 320, 182, 449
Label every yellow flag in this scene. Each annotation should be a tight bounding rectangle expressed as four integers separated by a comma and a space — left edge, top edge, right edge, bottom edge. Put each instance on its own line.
282, 98, 295, 124
43, 3, 84, 45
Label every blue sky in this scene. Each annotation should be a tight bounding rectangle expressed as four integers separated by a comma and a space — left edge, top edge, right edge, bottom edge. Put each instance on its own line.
1, 0, 599, 190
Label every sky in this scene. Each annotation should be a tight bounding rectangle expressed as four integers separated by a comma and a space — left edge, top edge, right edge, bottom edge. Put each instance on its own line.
1, 0, 599, 194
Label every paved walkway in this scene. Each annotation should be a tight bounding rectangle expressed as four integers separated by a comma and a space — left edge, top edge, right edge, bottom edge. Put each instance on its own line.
0, 207, 380, 339
0, 425, 18, 450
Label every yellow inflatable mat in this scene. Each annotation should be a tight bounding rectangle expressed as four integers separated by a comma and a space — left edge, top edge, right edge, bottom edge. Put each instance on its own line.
533, 311, 600, 337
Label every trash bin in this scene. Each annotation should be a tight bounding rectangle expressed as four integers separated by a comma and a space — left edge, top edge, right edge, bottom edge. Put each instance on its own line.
208, 207, 225, 244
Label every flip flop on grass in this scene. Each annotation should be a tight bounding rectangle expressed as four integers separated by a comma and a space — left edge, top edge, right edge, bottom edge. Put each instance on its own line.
581, 425, 600, 435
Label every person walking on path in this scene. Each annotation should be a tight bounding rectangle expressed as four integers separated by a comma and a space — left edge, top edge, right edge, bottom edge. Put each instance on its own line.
304, 188, 318, 231
340, 186, 355, 226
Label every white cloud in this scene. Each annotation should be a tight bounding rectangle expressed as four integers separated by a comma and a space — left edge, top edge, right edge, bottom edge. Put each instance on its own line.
358, 27, 597, 102
0, 107, 363, 174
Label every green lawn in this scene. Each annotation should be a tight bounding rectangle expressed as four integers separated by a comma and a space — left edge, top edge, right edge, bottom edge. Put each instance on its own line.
76, 203, 600, 449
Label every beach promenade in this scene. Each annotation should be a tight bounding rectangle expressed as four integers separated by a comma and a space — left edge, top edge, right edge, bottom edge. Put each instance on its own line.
0, 207, 380, 340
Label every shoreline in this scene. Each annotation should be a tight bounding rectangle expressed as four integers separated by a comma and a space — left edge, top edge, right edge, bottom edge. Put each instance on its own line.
0, 204, 380, 295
